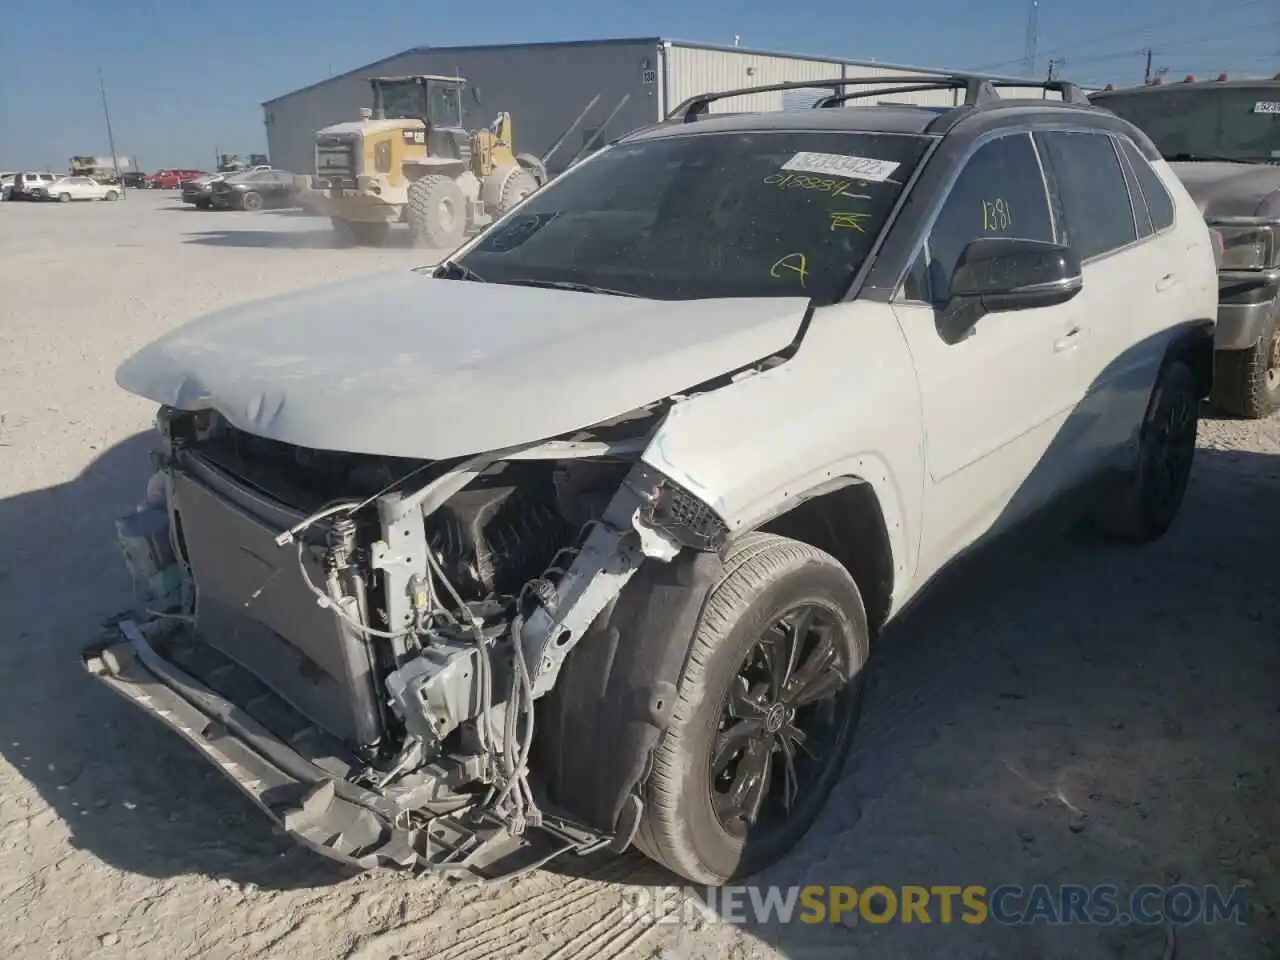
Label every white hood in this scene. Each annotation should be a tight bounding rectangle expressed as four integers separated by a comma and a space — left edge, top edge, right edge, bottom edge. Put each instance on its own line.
116, 270, 810, 459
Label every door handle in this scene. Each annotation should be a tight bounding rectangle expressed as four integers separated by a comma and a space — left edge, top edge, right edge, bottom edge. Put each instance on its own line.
1053, 326, 1083, 352
1156, 272, 1179, 292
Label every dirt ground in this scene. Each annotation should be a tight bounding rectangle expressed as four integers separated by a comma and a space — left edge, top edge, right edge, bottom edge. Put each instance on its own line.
0, 192, 1276, 960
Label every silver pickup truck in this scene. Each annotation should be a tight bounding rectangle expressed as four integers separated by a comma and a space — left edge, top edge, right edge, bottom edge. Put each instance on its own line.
1093, 77, 1280, 418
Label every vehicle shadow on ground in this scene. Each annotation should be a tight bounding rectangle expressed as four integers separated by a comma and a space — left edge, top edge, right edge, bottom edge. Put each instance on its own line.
263, 208, 326, 219
181, 228, 419, 250
0, 430, 356, 891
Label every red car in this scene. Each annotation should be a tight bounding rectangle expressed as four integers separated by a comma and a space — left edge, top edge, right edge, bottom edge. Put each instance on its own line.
146, 169, 207, 190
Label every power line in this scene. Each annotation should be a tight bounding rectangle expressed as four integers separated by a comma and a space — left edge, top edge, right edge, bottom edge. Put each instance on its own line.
968, 0, 1273, 72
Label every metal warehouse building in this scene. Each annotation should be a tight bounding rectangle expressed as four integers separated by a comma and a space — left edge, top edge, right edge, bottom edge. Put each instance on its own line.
262, 37, 1066, 176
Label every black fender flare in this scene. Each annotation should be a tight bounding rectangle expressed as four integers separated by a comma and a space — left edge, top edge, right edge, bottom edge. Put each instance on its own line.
1161, 318, 1216, 400
534, 548, 725, 843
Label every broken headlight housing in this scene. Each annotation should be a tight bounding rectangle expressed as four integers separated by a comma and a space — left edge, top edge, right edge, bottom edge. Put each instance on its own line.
1209, 221, 1279, 271
639, 474, 729, 552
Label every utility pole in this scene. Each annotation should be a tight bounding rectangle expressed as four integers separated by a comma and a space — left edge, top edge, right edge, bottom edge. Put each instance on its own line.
98, 67, 124, 197
1022, 0, 1039, 78
1143, 48, 1153, 84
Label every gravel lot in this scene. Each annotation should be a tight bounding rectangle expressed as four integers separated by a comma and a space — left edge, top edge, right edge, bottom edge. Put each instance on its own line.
0, 191, 1277, 960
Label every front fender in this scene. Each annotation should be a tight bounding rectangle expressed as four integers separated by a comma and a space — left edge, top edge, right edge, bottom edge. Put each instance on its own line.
640, 302, 926, 611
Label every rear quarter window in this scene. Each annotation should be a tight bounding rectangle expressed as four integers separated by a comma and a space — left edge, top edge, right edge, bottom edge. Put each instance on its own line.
1117, 136, 1176, 231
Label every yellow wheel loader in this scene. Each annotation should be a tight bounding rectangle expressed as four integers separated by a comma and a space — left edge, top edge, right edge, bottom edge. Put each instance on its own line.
310, 75, 549, 248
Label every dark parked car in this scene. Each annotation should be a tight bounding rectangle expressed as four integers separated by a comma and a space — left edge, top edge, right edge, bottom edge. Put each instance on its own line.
210, 170, 298, 211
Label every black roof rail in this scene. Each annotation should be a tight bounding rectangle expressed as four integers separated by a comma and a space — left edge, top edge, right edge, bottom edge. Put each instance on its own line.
665, 74, 1094, 122
814, 75, 1092, 108
985, 78, 1091, 104
667, 78, 868, 122
812, 75, 997, 108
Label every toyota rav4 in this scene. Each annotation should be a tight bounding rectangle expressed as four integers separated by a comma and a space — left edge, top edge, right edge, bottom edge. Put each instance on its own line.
86, 75, 1217, 886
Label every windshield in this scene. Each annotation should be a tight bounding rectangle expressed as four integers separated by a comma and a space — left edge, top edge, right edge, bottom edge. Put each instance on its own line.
376, 81, 422, 120
1093, 85, 1280, 162
453, 130, 930, 304
375, 80, 462, 126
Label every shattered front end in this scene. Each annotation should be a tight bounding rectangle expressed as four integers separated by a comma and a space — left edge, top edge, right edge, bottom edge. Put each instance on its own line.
84, 403, 716, 881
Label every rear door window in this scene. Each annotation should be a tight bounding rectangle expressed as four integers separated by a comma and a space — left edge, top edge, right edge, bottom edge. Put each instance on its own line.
1034, 131, 1137, 260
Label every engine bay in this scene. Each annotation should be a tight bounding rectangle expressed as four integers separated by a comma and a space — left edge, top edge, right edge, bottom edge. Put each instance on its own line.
115, 403, 714, 841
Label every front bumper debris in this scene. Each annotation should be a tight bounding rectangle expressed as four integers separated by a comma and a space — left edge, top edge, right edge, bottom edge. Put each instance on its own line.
83, 619, 610, 882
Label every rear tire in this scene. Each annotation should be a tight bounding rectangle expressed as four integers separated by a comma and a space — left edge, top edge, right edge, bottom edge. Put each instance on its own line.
195, 198, 211, 210
1093, 360, 1199, 543
58, 193, 71, 203
239, 191, 264, 212
634, 533, 870, 884
1211, 317, 1280, 419
104, 190, 119, 201
406, 175, 466, 249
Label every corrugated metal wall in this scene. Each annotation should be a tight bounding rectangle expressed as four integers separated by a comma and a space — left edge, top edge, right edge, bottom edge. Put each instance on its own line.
664, 45, 844, 113
264, 41, 659, 177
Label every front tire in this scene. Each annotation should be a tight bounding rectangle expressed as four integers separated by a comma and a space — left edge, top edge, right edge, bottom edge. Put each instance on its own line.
1093, 360, 1199, 542
1211, 316, 1280, 418
104, 190, 119, 201
58, 193, 71, 203
634, 533, 870, 884
406, 175, 466, 249
240, 191, 264, 212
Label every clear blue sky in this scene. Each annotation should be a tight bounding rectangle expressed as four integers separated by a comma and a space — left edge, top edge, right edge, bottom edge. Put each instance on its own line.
1, 0, 1275, 171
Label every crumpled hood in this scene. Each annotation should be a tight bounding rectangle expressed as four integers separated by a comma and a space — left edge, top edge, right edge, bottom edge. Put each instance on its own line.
1168, 160, 1280, 218
116, 270, 810, 459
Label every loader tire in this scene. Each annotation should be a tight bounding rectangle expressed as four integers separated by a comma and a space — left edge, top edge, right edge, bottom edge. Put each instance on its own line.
515, 153, 548, 186
406, 175, 466, 249
497, 168, 539, 213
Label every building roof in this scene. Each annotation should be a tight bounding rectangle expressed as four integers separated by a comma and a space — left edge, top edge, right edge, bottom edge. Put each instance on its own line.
261, 36, 1043, 107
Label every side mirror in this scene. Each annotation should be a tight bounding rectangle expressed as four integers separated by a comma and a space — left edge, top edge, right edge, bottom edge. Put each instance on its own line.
939, 237, 1083, 344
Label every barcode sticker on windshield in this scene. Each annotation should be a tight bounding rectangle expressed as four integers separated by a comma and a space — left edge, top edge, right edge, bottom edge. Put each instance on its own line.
780, 152, 901, 182
1254, 101, 1280, 114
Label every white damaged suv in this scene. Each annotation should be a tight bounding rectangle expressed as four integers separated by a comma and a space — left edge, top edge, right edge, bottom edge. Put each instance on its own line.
87, 75, 1217, 886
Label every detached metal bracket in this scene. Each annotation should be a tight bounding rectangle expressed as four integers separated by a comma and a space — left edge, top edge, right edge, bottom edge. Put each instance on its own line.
371, 492, 430, 659
520, 464, 678, 698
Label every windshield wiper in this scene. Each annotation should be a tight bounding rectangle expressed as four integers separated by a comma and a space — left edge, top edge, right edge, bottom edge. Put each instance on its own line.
435, 259, 485, 281
499, 279, 640, 297
1165, 152, 1266, 164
